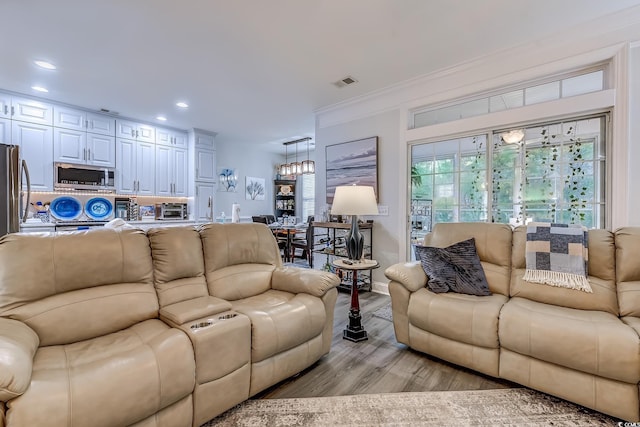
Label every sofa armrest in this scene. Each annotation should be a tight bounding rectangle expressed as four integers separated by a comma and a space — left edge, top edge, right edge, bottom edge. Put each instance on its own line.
384, 261, 427, 292
271, 267, 340, 297
159, 296, 233, 327
0, 318, 39, 401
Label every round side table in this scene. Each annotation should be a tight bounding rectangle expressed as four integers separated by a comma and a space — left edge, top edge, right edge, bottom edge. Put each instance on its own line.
332, 259, 380, 342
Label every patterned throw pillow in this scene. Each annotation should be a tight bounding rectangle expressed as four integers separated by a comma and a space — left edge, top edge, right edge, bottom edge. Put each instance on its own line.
414, 238, 491, 296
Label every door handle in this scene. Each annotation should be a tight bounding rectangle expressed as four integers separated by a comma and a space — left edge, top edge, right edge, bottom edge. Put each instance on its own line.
21, 160, 31, 223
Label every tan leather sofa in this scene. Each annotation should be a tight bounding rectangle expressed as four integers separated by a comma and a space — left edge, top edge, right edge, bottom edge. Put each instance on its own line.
0, 223, 339, 427
385, 222, 640, 422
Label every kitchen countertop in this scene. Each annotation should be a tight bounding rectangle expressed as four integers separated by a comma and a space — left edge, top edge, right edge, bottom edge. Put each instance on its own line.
20, 218, 197, 229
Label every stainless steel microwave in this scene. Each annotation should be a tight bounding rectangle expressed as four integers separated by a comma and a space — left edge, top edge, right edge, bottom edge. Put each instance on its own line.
54, 163, 116, 191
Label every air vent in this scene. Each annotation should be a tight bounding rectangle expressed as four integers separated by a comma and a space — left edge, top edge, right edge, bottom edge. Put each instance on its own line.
99, 108, 119, 116
333, 76, 358, 88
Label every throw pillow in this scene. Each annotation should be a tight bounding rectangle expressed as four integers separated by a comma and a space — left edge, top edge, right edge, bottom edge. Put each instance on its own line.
414, 238, 491, 296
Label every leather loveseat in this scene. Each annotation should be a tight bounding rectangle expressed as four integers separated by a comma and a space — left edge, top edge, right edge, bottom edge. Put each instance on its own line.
0, 223, 339, 426
385, 222, 640, 422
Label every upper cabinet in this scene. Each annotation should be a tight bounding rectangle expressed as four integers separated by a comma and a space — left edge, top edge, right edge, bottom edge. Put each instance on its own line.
0, 93, 11, 119
0, 118, 10, 144
12, 121, 53, 191
53, 106, 116, 136
116, 119, 155, 143
2, 96, 52, 125
194, 131, 215, 149
53, 106, 116, 167
156, 127, 187, 148
54, 128, 115, 167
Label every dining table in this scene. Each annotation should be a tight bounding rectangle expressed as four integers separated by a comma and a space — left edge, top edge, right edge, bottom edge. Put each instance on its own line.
268, 223, 307, 262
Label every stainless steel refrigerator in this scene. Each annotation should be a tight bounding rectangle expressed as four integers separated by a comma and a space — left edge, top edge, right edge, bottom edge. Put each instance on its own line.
1, 144, 30, 237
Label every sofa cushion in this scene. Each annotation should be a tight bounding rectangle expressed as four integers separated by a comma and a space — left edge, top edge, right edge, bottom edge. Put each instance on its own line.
615, 227, 640, 317
200, 223, 282, 299
408, 288, 508, 348
206, 264, 276, 301
511, 227, 618, 314
148, 226, 209, 307
423, 223, 512, 296
230, 290, 326, 363
415, 238, 490, 296
0, 229, 158, 345
5, 319, 195, 427
200, 223, 282, 272
499, 297, 640, 383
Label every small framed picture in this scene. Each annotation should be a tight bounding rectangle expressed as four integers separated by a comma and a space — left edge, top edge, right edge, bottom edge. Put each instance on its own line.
139, 205, 155, 217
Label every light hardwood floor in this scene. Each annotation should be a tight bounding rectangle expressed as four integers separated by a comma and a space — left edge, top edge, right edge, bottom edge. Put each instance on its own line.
257, 290, 515, 399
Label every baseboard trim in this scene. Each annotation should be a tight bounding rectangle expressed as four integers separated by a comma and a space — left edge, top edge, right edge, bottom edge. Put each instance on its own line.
372, 281, 389, 295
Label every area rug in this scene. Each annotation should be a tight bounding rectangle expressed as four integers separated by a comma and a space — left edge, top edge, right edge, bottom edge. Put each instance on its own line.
203, 388, 619, 426
372, 302, 393, 322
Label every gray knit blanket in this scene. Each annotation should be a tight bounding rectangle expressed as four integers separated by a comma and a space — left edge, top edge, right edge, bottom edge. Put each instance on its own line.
523, 222, 591, 293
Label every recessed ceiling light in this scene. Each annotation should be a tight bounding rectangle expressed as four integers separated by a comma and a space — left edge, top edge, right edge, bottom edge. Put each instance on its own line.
31, 86, 48, 93
156, 116, 167, 121
176, 102, 189, 108
34, 60, 56, 70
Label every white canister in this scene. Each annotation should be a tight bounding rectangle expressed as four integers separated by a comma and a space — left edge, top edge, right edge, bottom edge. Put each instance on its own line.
231, 203, 240, 223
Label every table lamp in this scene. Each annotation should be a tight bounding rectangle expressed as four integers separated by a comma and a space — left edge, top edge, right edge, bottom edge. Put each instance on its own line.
330, 185, 378, 262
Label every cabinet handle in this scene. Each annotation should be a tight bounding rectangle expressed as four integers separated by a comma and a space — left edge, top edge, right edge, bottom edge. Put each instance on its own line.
3, 105, 7, 115
85, 120, 89, 129
87, 149, 91, 160
135, 130, 139, 138
11, 106, 14, 116
131, 129, 135, 138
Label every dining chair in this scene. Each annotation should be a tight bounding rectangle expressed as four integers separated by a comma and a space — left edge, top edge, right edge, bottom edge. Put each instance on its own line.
290, 216, 314, 267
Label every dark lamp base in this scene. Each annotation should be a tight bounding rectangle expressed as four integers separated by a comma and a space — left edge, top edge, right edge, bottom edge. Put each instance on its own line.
345, 215, 364, 261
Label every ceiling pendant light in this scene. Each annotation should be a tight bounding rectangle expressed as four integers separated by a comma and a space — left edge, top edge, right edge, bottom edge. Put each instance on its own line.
301, 137, 315, 174
291, 141, 302, 175
279, 143, 289, 176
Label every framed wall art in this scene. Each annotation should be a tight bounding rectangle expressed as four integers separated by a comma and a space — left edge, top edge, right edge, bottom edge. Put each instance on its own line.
325, 136, 378, 204
245, 176, 266, 200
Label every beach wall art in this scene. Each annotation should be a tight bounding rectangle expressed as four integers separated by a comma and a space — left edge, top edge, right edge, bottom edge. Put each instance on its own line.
325, 136, 378, 204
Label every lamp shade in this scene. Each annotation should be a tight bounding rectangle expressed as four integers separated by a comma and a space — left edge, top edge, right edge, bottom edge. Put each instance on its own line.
331, 185, 378, 216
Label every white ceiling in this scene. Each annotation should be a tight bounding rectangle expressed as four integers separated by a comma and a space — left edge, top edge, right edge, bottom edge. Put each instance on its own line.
3, 0, 640, 153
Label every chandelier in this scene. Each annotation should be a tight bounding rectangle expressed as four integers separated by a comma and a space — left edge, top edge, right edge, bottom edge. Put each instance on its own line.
277, 137, 314, 176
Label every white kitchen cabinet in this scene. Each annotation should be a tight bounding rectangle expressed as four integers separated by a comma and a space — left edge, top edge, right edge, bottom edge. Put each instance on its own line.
0, 93, 12, 119
116, 119, 155, 143
156, 127, 187, 148
194, 182, 215, 223
86, 113, 115, 136
54, 106, 116, 137
116, 138, 155, 195
195, 148, 216, 182
54, 128, 115, 167
53, 106, 85, 131
194, 131, 215, 149
12, 121, 53, 191
0, 118, 10, 143
53, 128, 85, 163
10, 97, 52, 125
155, 145, 188, 196
87, 133, 116, 167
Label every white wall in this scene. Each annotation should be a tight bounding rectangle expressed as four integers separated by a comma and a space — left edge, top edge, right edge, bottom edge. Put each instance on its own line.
628, 43, 640, 222
215, 142, 284, 219
315, 109, 400, 288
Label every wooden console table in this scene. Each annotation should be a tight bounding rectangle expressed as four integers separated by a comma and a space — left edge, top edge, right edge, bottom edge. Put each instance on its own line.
312, 221, 373, 291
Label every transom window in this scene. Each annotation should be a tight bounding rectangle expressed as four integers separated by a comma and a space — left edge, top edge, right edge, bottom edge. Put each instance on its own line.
411, 69, 605, 129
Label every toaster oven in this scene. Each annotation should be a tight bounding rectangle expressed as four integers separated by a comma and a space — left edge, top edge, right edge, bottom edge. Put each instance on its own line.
155, 203, 188, 220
